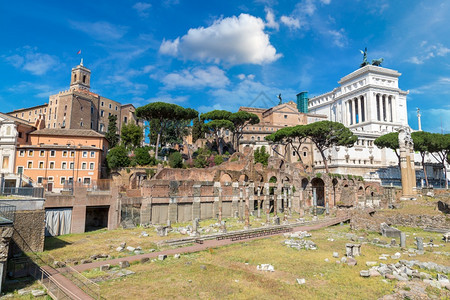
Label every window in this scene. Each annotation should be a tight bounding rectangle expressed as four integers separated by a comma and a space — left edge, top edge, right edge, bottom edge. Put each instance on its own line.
91, 106, 94, 114
70, 151, 75, 158
60, 177, 66, 185
109, 103, 112, 109
64, 105, 67, 111
303, 152, 307, 157
101, 101, 104, 107
48, 177, 54, 182
108, 112, 111, 117
49, 162, 55, 169
124, 116, 128, 124
63, 150, 68, 157
17, 166, 23, 174
2, 156, 9, 169
39, 150, 45, 157
39, 161, 44, 169
100, 110, 104, 117
68, 177, 73, 184
50, 150, 55, 157
82, 162, 87, 169
90, 151, 95, 158
115, 106, 118, 111
82, 151, 88, 158
62, 162, 67, 169
18, 132, 22, 138
99, 124, 104, 132
37, 177, 43, 184
28, 150, 34, 157
80, 122, 83, 127
284, 115, 287, 119
83, 177, 91, 185
19, 150, 25, 157
83, 75, 86, 83
69, 162, 74, 169
89, 162, 95, 170
27, 161, 33, 168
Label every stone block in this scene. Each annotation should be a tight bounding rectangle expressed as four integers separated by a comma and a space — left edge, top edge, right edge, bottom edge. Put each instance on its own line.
119, 261, 130, 268
100, 264, 110, 271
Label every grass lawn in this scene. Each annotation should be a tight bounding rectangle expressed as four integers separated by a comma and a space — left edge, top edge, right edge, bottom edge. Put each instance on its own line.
81, 225, 448, 299
41, 212, 326, 264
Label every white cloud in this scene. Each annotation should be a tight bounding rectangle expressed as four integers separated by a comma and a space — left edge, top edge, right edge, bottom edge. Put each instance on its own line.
161, 66, 230, 89
70, 21, 127, 41
327, 29, 346, 48
4, 47, 59, 75
160, 38, 179, 56
409, 77, 450, 95
159, 13, 281, 65
407, 43, 450, 65
237, 73, 255, 80
133, 2, 151, 17
280, 16, 300, 29
265, 7, 279, 30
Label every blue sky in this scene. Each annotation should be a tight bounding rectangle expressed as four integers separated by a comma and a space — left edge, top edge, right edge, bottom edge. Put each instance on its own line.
1, 0, 449, 133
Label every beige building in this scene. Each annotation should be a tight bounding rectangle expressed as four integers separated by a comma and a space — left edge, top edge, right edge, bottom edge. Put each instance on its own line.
8, 60, 141, 135
15, 128, 108, 192
238, 101, 326, 171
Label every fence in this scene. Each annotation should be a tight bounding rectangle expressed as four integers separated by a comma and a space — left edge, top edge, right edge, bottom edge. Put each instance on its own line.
61, 265, 101, 299
0, 203, 15, 225
0, 187, 44, 198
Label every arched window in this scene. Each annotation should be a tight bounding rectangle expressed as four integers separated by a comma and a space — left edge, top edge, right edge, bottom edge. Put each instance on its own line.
6, 126, 11, 135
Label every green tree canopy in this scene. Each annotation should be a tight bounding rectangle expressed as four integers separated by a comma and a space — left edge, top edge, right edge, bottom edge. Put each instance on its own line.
427, 133, 450, 189
121, 123, 143, 149
200, 110, 232, 121
136, 102, 198, 158
229, 111, 260, 150
106, 145, 130, 169
411, 131, 433, 187
192, 117, 204, 142
133, 146, 154, 166
374, 132, 400, 166
265, 125, 307, 162
202, 119, 234, 155
304, 121, 357, 173
105, 115, 119, 148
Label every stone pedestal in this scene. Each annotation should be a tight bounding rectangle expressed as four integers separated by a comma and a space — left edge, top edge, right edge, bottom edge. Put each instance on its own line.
400, 232, 406, 248
192, 185, 201, 220
168, 199, 178, 223
232, 182, 239, 218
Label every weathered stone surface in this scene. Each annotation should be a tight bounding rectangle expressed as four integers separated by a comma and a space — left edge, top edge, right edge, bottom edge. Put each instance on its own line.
100, 264, 110, 271
140, 257, 150, 264
31, 290, 46, 297
119, 261, 130, 268
296, 278, 306, 285
360, 270, 370, 277
158, 254, 167, 261
347, 257, 357, 266
126, 246, 135, 252
257, 264, 274, 272
381, 223, 402, 239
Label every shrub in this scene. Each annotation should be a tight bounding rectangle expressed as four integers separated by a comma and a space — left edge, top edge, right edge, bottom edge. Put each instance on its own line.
106, 146, 130, 169
134, 147, 154, 166
169, 152, 183, 168
214, 155, 224, 166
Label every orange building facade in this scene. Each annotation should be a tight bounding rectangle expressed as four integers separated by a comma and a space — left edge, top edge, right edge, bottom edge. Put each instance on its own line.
14, 128, 108, 192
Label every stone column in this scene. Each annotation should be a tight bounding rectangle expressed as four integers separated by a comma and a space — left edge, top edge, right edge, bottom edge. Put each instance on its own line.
249, 182, 255, 214
192, 184, 201, 220
244, 186, 251, 229
168, 197, 178, 223
391, 97, 397, 123
283, 187, 288, 221
213, 182, 221, 219
257, 186, 261, 218
239, 187, 244, 222
400, 232, 406, 248
377, 95, 382, 121
264, 183, 270, 224
232, 182, 239, 218
351, 99, 356, 125
416, 237, 423, 251
288, 185, 292, 216
218, 185, 223, 223
399, 127, 417, 199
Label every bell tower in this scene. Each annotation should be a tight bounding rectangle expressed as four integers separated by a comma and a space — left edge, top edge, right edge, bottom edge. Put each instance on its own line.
70, 59, 91, 91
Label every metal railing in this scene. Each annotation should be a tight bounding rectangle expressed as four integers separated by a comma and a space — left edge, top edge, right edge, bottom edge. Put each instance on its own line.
61, 265, 101, 299
1, 186, 44, 198
0, 203, 15, 225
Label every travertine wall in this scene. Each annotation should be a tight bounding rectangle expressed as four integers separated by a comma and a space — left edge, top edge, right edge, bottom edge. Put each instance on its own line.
10, 210, 45, 254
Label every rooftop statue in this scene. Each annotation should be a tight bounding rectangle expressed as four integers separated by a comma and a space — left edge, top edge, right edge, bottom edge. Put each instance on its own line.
359, 47, 369, 68
359, 47, 384, 68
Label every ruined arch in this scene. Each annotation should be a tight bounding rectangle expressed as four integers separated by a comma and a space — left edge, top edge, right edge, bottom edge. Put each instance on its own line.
311, 177, 325, 207
269, 176, 278, 183
301, 178, 309, 190
239, 174, 249, 183
220, 173, 232, 183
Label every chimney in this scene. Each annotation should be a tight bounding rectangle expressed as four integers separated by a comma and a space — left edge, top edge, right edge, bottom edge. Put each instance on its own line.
296, 91, 309, 113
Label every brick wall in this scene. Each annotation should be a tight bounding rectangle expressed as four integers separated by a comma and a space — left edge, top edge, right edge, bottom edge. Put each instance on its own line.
11, 210, 45, 254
